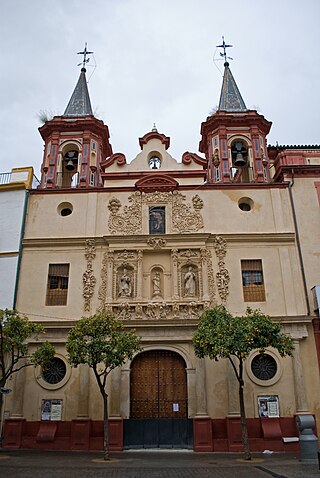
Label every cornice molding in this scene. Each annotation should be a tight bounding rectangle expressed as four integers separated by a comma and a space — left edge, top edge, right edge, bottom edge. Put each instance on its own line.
22, 232, 295, 249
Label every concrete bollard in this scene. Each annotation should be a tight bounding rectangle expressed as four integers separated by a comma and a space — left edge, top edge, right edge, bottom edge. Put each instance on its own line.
295, 415, 319, 463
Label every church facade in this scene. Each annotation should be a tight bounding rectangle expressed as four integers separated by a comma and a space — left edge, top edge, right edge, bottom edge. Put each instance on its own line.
3, 53, 320, 452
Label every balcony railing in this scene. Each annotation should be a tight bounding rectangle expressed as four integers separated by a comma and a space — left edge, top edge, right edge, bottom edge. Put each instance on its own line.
0, 172, 12, 185
0, 171, 40, 188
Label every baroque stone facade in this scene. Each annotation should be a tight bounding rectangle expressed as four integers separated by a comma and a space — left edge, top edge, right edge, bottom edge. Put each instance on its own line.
5, 52, 320, 454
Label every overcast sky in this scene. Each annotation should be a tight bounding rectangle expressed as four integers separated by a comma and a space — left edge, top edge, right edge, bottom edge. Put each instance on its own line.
1, 0, 319, 176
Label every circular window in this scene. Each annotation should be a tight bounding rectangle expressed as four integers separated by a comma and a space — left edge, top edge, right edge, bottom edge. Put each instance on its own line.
251, 354, 277, 380
42, 358, 67, 384
246, 349, 282, 386
57, 202, 73, 216
35, 355, 71, 390
238, 197, 253, 212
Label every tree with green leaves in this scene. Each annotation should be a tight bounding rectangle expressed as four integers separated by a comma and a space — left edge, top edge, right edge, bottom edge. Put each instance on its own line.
193, 306, 294, 460
0, 309, 55, 442
66, 310, 142, 460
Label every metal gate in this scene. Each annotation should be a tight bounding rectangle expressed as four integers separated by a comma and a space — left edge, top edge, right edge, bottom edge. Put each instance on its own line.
124, 350, 193, 449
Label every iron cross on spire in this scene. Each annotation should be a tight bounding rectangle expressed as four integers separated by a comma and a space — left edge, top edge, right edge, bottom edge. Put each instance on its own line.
77, 43, 94, 69
216, 36, 233, 64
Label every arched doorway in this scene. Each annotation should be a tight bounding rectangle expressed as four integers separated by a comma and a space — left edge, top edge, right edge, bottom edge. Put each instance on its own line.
124, 350, 193, 449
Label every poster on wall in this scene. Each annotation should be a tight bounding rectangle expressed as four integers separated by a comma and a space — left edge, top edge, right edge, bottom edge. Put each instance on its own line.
41, 399, 63, 421
258, 395, 279, 418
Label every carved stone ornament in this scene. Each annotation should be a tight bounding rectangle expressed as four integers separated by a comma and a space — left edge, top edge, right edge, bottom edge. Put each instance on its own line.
147, 237, 167, 249
214, 235, 227, 260
213, 236, 230, 304
108, 192, 142, 235
108, 190, 204, 235
205, 249, 216, 306
98, 251, 109, 309
216, 260, 230, 304
172, 191, 204, 233
110, 301, 205, 321
83, 239, 96, 312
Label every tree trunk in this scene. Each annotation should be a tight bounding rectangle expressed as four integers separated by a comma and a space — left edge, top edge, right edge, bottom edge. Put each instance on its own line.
103, 392, 109, 460
239, 380, 251, 460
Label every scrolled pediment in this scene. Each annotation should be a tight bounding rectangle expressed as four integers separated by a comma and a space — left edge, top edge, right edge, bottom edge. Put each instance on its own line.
135, 174, 178, 192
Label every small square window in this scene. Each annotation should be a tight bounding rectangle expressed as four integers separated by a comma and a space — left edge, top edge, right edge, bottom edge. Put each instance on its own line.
149, 206, 165, 234
46, 264, 69, 306
241, 260, 265, 302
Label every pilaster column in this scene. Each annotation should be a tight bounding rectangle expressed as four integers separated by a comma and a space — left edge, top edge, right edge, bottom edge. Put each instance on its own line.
171, 249, 179, 300
292, 339, 309, 413
136, 250, 143, 300
11, 363, 26, 417
200, 248, 209, 301
227, 359, 240, 416
195, 357, 208, 416
109, 367, 121, 417
77, 364, 90, 418
120, 367, 131, 419
106, 251, 114, 302
186, 368, 196, 417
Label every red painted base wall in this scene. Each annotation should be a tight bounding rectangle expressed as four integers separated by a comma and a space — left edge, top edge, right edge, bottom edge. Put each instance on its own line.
4, 416, 300, 453
3, 418, 123, 451
193, 417, 300, 453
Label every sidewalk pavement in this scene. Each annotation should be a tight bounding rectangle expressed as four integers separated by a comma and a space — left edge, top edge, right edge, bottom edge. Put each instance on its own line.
0, 449, 319, 478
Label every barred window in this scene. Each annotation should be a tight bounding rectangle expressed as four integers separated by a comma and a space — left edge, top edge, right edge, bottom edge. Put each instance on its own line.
46, 264, 69, 306
251, 354, 277, 381
42, 357, 67, 384
241, 259, 265, 302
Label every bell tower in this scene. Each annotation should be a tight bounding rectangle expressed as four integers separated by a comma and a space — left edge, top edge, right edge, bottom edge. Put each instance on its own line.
199, 39, 272, 184
38, 45, 112, 189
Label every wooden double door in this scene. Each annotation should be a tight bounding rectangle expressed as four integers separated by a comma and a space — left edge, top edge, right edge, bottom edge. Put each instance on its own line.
124, 350, 193, 448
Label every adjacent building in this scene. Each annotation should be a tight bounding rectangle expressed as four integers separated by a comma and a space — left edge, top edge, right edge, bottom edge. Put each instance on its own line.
0, 167, 36, 309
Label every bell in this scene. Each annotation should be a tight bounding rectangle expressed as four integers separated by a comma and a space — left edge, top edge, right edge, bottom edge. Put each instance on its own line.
234, 152, 246, 167
65, 159, 75, 171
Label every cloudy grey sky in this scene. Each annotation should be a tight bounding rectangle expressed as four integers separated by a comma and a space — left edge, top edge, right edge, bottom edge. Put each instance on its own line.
1, 0, 319, 176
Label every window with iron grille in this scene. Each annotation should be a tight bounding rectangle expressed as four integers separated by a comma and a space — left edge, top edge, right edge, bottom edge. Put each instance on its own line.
241, 259, 265, 302
46, 264, 69, 306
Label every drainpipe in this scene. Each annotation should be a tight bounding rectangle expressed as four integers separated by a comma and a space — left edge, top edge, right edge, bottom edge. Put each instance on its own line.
13, 189, 29, 310
288, 169, 310, 316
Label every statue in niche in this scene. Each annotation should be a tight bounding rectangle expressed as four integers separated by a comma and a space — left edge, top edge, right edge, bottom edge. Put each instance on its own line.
118, 268, 132, 297
152, 271, 161, 297
184, 266, 197, 297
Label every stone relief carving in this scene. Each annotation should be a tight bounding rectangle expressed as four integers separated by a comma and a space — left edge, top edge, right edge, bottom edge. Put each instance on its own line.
98, 251, 108, 309
107, 190, 204, 235
172, 191, 204, 233
96, 239, 226, 315
147, 237, 167, 249
142, 191, 171, 204
83, 239, 96, 312
203, 248, 216, 307
111, 301, 204, 321
216, 260, 230, 304
108, 192, 142, 235
213, 236, 229, 304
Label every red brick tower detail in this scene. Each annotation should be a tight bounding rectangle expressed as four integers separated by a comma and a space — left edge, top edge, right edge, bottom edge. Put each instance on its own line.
38, 68, 112, 189
199, 62, 272, 184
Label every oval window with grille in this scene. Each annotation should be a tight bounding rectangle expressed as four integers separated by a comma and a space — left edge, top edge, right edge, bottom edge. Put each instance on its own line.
251, 353, 277, 381
42, 357, 67, 385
